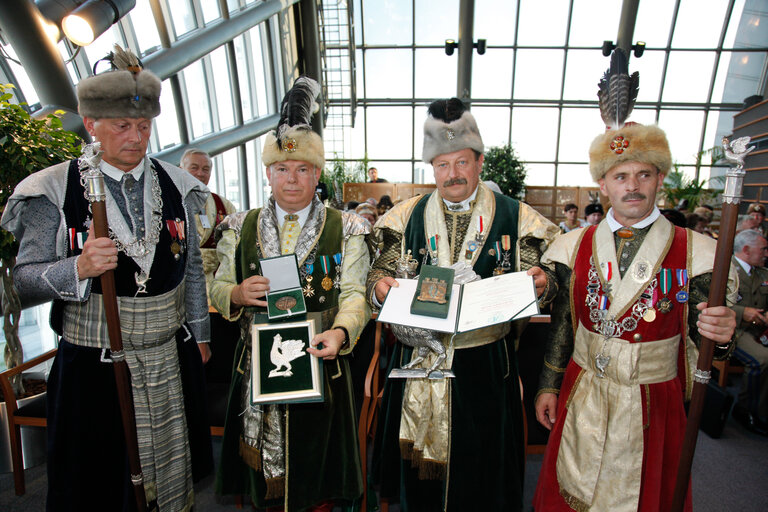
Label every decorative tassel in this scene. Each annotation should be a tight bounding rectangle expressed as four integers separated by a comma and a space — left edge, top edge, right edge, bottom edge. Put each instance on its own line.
238, 437, 263, 471
264, 476, 286, 499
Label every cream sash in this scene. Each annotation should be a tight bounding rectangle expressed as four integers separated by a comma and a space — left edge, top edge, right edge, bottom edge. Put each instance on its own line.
399, 183, 503, 476
556, 322, 680, 511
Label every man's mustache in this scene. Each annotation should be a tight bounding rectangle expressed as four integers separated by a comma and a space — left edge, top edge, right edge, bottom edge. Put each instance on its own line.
443, 178, 468, 187
622, 193, 646, 202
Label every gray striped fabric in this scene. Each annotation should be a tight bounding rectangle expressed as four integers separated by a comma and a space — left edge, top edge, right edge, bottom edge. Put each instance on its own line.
61, 284, 194, 511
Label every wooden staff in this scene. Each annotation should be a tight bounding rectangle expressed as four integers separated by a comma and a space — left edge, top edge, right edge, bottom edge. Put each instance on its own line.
671, 136, 753, 511
83, 169, 154, 512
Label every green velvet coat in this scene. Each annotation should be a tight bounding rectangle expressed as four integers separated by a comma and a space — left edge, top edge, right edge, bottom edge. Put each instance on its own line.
372, 193, 526, 512
215, 207, 363, 511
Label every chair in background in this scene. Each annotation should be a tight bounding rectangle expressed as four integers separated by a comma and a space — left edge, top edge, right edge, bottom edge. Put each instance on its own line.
0, 348, 57, 496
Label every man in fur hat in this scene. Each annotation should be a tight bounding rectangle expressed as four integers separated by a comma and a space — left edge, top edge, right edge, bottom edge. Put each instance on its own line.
0, 46, 213, 510
210, 77, 369, 511
367, 98, 559, 511
584, 202, 604, 225
533, 123, 737, 511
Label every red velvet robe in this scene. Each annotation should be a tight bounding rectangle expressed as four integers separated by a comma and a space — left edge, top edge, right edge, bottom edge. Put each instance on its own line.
534, 224, 693, 512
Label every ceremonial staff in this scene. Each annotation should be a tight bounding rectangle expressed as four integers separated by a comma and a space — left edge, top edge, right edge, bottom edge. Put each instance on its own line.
671, 136, 755, 511
79, 143, 154, 512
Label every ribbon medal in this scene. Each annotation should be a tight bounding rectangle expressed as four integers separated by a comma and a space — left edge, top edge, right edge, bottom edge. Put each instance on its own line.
69, 228, 88, 251
658, 268, 673, 313
166, 218, 186, 261
675, 268, 689, 303
320, 255, 334, 291
303, 263, 315, 298
429, 235, 439, 266
333, 253, 342, 289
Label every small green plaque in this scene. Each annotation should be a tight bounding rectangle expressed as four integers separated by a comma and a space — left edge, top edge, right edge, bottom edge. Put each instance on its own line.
410, 265, 455, 319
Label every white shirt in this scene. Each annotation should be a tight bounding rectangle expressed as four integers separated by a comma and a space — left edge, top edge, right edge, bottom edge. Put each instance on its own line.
275, 201, 312, 229
442, 186, 478, 212
100, 160, 144, 181
605, 206, 661, 232
734, 256, 751, 276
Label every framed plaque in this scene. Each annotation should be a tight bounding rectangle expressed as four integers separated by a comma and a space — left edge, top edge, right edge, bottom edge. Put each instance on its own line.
250, 317, 324, 404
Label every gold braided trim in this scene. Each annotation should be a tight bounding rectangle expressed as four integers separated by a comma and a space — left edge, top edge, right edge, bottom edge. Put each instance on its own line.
643, 384, 651, 430
560, 486, 590, 512
564, 369, 585, 409
238, 436, 262, 471
544, 359, 568, 372
264, 476, 286, 500
535, 388, 561, 401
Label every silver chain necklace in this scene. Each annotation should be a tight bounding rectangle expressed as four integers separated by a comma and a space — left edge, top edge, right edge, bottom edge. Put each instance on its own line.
586, 256, 657, 377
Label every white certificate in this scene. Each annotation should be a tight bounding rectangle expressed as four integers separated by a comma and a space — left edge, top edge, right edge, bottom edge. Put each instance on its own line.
377, 271, 539, 333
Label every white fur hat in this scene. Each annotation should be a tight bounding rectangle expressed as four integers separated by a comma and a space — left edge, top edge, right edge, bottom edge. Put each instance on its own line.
262, 77, 325, 169
422, 98, 484, 163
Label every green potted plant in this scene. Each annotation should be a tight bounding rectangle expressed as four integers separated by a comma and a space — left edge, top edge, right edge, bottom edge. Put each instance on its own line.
481, 144, 527, 199
321, 153, 368, 208
0, 83, 81, 393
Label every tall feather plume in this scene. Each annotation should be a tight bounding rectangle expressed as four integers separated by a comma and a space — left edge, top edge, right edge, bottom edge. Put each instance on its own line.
597, 49, 639, 129
276, 77, 321, 148
110, 44, 142, 74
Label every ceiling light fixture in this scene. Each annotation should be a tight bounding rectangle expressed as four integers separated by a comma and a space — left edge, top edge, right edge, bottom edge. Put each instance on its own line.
62, 0, 135, 46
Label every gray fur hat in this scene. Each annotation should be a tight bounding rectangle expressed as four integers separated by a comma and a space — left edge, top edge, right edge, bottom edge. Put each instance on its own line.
422, 98, 484, 163
77, 45, 161, 120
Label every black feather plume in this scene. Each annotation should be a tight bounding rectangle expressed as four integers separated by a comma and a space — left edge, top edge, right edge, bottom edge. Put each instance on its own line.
428, 98, 468, 123
597, 49, 639, 129
276, 77, 321, 148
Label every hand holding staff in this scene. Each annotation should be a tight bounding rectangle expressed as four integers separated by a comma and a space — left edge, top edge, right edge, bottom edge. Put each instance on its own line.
80, 144, 156, 512
671, 136, 753, 511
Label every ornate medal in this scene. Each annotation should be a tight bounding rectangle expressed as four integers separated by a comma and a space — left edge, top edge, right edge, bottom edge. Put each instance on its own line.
595, 353, 611, 378
275, 296, 297, 311
320, 255, 333, 291
333, 253, 342, 289
675, 268, 689, 303
643, 308, 657, 322
303, 264, 315, 298
631, 260, 652, 283
657, 297, 673, 313
170, 241, 181, 259
135, 271, 149, 294
488, 248, 496, 257
429, 235, 439, 266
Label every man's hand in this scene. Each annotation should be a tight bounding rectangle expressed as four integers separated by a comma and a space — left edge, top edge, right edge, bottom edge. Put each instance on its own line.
307, 328, 346, 360
374, 276, 399, 304
527, 266, 548, 297
696, 302, 737, 344
77, 223, 118, 279
742, 306, 767, 327
198, 343, 212, 364
535, 392, 558, 431
231, 275, 270, 308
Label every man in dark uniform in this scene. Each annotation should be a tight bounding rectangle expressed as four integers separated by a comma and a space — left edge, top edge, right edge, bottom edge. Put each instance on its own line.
0, 45, 212, 510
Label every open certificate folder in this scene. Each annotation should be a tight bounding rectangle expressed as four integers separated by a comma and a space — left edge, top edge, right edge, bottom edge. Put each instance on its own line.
377, 270, 540, 333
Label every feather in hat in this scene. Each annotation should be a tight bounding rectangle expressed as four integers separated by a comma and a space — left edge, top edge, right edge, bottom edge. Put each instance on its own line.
597, 49, 639, 130
276, 76, 321, 150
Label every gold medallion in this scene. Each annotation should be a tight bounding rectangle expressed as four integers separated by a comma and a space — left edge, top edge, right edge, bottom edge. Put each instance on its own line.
321, 275, 334, 291
643, 308, 656, 323
170, 241, 181, 255
275, 296, 297, 311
